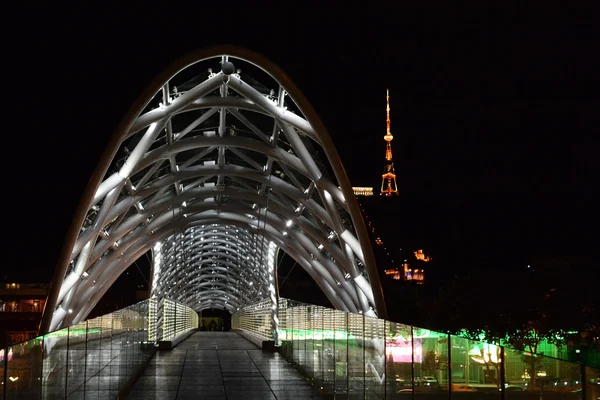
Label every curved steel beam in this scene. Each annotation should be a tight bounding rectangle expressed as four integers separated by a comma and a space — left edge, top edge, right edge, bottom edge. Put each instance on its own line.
42, 46, 386, 334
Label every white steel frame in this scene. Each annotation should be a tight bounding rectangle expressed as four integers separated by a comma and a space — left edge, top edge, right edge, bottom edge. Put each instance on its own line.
41, 46, 387, 334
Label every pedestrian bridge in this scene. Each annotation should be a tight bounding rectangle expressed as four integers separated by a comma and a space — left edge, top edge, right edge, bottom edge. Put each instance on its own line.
3, 46, 598, 398
40, 44, 387, 341
2, 297, 598, 399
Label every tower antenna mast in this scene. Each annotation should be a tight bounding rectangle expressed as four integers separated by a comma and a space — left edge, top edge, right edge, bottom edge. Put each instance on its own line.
380, 89, 399, 196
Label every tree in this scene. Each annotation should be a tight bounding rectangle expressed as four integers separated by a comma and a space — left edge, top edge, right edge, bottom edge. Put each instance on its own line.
469, 343, 502, 388
386, 353, 398, 387
421, 350, 448, 384
504, 321, 568, 388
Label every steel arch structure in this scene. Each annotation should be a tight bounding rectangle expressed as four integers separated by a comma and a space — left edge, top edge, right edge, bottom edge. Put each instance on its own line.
41, 46, 387, 334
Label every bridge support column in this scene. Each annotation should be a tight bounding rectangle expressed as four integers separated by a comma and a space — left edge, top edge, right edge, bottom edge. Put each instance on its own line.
271, 301, 279, 346
154, 296, 165, 341
268, 242, 279, 345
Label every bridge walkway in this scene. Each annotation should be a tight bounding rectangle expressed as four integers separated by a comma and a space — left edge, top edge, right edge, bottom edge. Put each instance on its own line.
127, 331, 329, 399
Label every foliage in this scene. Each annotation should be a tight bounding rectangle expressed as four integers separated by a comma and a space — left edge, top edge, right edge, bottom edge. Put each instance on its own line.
503, 319, 570, 387
519, 352, 546, 387
381, 253, 599, 372
387, 322, 412, 341
505, 325, 567, 353
421, 350, 448, 380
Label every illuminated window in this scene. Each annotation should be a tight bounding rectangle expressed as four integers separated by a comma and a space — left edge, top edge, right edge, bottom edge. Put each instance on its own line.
384, 269, 401, 280
403, 263, 424, 283
352, 187, 374, 196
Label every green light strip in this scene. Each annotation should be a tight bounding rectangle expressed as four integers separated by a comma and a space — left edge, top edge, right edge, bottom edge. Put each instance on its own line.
277, 327, 446, 341
42, 328, 102, 339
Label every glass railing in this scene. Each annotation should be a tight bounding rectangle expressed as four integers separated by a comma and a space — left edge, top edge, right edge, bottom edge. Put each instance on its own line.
584, 366, 600, 400
231, 298, 274, 341
0, 297, 198, 399
148, 298, 199, 342
233, 298, 600, 399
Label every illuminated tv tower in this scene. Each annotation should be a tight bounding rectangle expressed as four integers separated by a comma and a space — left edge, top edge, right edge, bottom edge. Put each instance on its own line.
380, 89, 399, 196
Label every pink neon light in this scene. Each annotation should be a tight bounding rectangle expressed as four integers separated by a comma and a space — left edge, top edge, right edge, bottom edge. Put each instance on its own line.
386, 340, 422, 363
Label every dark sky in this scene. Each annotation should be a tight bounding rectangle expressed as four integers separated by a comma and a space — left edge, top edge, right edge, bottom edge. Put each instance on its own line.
4, 3, 598, 283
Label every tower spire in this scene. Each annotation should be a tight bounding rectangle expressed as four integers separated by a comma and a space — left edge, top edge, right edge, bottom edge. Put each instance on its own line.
385, 88, 393, 142
380, 89, 399, 196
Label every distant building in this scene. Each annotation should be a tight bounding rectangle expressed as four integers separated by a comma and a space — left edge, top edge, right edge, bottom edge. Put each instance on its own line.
414, 249, 431, 262
384, 269, 402, 280
0, 283, 49, 347
352, 187, 374, 196
384, 263, 425, 284
403, 263, 425, 284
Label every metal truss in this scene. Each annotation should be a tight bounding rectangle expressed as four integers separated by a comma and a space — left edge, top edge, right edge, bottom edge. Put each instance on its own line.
41, 46, 387, 334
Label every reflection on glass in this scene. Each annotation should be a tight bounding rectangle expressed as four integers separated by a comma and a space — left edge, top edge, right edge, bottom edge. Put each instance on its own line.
348, 312, 364, 397
0, 298, 197, 399
5, 338, 43, 399
364, 315, 385, 398
322, 307, 335, 394
310, 305, 324, 387
413, 329, 449, 399
450, 335, 501, 399
66, 322, 88, 396
386, 321, 413, 395
333, 310, 347, 396
42, 327, 69, 398
585, 366, 600, 400
305, 305, 315, 382
503, 346, 583, 396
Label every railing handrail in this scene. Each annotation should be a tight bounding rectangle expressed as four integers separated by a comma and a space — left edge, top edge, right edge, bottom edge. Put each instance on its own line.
233, 297, 599, 369
0, 296, 195, 353
1, 296, 199, 399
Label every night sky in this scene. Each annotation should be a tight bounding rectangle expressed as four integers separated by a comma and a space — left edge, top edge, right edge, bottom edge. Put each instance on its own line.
5, 4, 598, 287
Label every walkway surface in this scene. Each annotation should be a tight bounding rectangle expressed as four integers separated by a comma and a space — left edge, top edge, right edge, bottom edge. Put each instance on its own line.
127, 331, 329, 399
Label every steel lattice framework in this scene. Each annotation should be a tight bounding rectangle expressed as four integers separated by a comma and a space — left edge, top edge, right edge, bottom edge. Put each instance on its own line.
41, 46, 387, 334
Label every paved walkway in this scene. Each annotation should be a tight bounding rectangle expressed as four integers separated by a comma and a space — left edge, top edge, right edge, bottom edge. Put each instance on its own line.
127, 331, 328, 399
